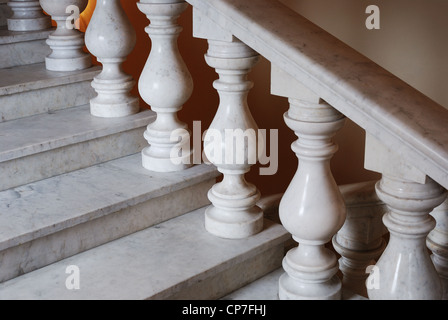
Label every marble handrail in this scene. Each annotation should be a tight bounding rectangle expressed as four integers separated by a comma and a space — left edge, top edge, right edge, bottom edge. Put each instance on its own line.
186, 0, 448, 190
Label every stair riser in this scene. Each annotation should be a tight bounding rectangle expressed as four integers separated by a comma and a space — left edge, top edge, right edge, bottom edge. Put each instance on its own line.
157, 244, 285, 300
0, 39, 50, 68
0, 128, 147, 191
1, 81, 96, 122
0, 178, 215, 283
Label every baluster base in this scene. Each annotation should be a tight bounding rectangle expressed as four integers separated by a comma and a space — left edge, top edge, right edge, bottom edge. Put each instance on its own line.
430, 255, 448, 300
279, 245, 342, 300
332, 236, 386, 297
279, 273, 341, 300
90, 97, 140, 118
205, 205, 263, 240
7, 1, 51, 31
141, 147, 193, 173
45, 35, 91, 72
204, 182, 263, 239
141, 119, 193, 172
45, 55, 92, 72
427, 199, 448, 300
90, 76, 140, 118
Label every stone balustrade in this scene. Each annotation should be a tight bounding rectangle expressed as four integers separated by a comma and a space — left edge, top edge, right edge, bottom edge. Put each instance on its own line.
21, 0, 448, 300
185, 0, 448, 300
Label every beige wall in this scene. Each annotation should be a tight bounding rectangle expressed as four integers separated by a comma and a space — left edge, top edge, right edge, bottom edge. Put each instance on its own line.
269, 0, 448, 194
280, 0, 448, 109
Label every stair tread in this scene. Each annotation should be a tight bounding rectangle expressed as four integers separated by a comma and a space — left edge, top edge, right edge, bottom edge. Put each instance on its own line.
0, 154, 220, 252
0, 104, 154, 162
223, 268, 283, 300
0, 27, 52, 45
0, 206, 289, 300
0, 62, 101, 96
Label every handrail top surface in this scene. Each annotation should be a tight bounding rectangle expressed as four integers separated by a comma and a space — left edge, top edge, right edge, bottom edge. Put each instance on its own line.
187, 0, 448, 189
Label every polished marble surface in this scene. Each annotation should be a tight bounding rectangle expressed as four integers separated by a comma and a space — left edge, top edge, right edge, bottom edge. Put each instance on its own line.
0, 105, 155, 190
0, 27, 53, 68
0, 63, 101, 122
0, 207, 288, 300
0, 154, 220, 282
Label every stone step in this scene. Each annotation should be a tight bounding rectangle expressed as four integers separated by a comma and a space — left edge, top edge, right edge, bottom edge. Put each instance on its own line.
0, 63, 100, 122
0, 153, 221, 284
0, 26, 53, 68
222, 268, 367, 300
0, 104, 155, 191
0, 205, 289, 300
223, 268, 283, 300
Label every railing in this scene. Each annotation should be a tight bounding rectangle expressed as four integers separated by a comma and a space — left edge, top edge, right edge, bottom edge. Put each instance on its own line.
6, 0, 448, 300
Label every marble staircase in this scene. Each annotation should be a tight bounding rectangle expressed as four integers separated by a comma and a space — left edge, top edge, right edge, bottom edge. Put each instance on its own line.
1, 0, 448, 301
0, 207, 289, 300
0, 1, 292, 300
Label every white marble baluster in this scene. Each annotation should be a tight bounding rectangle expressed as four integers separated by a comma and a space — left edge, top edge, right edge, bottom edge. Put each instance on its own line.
39, 0, 91, 71
201, 38, 263, 239
332, 181, 387, 298
85, 0, 139, 118
271, 65, 347, 300
427, 198, 448, 300
7, 0, 50, 31
365, 134, 447, 300
192, 8, 265, 239
137, 0, 193, 172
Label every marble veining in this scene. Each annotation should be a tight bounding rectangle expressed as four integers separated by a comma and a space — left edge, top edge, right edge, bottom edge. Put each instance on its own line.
0, 104, 152, 162
0, 38, 50, 68
0, 207, 288, 300
0, 27, 53, 45
0, 154, 220, 252
0, 63, 101, 96
0, 80, 96, 122
0, 176, 215, 283
0, 63, 101, 122
0, 126, 148, 191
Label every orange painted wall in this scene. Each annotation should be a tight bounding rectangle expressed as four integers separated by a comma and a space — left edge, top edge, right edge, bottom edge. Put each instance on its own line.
78, 0, 379, 197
